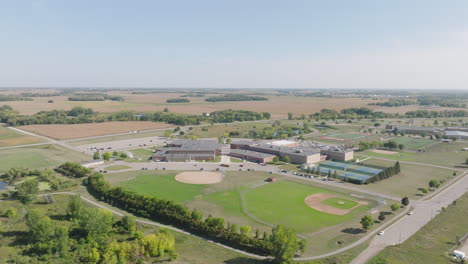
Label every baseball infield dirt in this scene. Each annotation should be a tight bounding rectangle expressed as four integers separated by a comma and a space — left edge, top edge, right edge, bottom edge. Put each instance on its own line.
175, 171, 224, 184
304, 193, 367, 215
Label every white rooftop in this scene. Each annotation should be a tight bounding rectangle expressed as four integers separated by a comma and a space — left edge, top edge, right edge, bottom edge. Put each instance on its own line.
268, 140, 296, 146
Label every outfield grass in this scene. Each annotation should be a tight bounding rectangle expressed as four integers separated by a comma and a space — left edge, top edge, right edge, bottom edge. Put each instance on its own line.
243, 181, 370, 233
321, 197, 358, 209
120, 173, 206, 202
0, 144, 90, 172
369, 193, 468, 264
104, 165, 132, 171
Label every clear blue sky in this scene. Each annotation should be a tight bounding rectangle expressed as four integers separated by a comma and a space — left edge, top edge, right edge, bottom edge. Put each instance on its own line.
1, 0, 468, 89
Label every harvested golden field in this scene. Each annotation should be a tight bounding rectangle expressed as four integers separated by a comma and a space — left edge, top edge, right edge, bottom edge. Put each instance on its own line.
373, 105, 467, 114
0, 126, 44, 147
19, 121, 176, 140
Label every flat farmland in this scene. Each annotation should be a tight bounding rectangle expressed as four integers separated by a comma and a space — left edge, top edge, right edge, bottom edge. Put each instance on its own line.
0, 126, 44, 147
19, 121, 175, 140
0, 144, 89, 172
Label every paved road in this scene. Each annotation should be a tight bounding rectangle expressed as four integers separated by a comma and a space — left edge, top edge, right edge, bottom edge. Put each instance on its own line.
350, 172, 468, 264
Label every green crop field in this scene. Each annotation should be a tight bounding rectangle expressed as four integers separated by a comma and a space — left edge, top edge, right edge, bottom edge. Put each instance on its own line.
389, 136, 437, 150
321, 197, 358, 209
243, 181, 370, 233
0, 144, 90, 172
370, 193, 468, 264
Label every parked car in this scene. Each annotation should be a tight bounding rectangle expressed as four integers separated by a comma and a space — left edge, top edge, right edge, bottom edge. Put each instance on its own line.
378, 231, 385, 236
407, 211, 414, 215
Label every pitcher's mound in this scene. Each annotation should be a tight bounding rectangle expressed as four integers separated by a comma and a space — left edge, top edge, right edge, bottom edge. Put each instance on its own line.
175, 171, 223, 184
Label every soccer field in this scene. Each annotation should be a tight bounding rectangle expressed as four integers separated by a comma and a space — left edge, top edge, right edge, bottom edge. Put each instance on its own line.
390, 136, 437, 150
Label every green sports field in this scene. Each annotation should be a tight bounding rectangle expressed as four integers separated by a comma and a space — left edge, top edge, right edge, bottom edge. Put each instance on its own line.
243, 181, 370, 233
120, 173, 206, 202
389, 136, 436, 150
321, 197, 358, 209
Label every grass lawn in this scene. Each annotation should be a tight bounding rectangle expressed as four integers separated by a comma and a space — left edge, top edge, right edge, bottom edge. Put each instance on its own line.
369, 193, 468, 264
321, 197, 358, 209
187, 122, 272, 138
389, 136, 437, 150
357, 158, 456, 199
129, 148, 154, 160
120, 173, 206, 203
230, 157, 244, 163
362, 150, 417, 161
0, 126, 44, 147
0, 144, 90, 172
104, 165, 132, 171
243, 180, 370, 233
277, 163, 301, 171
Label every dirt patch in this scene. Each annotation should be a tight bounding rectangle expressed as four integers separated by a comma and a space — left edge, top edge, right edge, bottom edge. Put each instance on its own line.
304, 193, 366, 215
19, 121, 175, 140
372, 149, 398, 155
175, 171, 224, 184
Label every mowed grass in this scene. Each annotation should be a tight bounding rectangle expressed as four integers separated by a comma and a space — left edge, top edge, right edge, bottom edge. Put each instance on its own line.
389, 136, 436, 150
104, 165, 131, 171
0, 126, 43, 147
243, 181, 369, 233
120, 173, 206, 202
321, 197, 358, 209
0, 144, 90, 172
129, 148, 154, 160
358, 158, 456, 199
370, 193, 468, 264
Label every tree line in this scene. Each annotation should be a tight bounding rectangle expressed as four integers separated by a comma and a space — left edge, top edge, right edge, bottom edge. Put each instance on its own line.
166, 98, 190, 103
0, 105, 270, 126
205, 94, 268, 102
68, 93, 124, 101
0, 94, 33, 102
361, 161, 401, 184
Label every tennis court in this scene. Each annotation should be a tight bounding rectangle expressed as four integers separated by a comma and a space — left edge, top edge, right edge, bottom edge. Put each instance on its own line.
348, 166, 382, 176
321, 161, 354, 170
338, 172, 371, 184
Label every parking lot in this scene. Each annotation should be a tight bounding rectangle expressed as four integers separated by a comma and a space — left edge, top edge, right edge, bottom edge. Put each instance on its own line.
75, 136, 167, 155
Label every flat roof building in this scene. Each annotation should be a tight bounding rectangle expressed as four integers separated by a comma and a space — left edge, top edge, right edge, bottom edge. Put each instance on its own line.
153, 139, 224, 161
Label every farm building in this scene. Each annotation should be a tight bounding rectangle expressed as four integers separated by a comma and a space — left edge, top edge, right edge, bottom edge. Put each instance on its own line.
153, 139, 225, 161
80, 159, 105, 168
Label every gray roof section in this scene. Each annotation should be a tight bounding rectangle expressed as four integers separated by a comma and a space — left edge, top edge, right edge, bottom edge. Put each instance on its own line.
230, 149, 276, 159
169, 139, 222, 151
251, 143, 320, 156
395, 126, 441, 132
445, 131, 468, 137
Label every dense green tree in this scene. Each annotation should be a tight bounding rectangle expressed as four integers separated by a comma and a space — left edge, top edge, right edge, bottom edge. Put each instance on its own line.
282, 156, 291, 163
401, 197, 410, 206
360, 215, 375, 230
67, 195, 83, 220
390, 203, 400, 211
93, 152, 100, 160
55, 162, 91, 178
429, 179, 440, 190
26, 209, 53, 243
16, 178, 39, 204
121, 215, 137, 233
103, 152, 112, 161
270, 225, 299, 264
53, 226, 70, 257
240, 225, 252, 237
